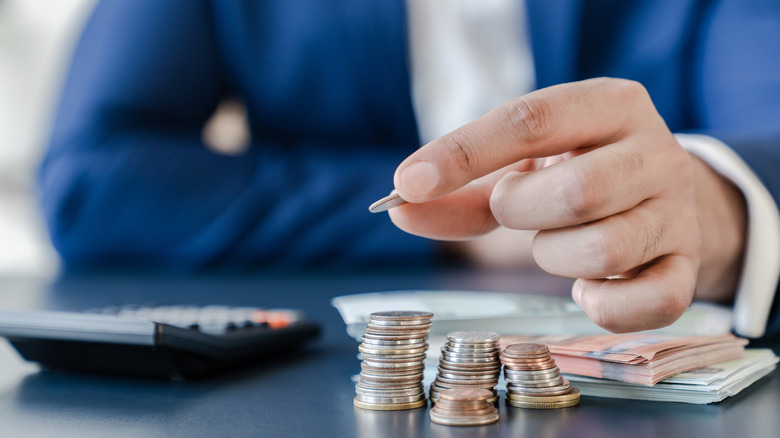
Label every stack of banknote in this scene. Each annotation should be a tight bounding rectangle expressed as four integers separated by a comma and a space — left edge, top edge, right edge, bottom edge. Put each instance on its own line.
499, 333, 749, 385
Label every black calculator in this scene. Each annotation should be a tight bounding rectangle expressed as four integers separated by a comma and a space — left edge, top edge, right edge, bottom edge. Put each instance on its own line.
0, 305, 320, 379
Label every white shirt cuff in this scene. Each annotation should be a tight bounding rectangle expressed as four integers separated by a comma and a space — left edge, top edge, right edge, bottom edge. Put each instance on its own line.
676, 134, 780, 338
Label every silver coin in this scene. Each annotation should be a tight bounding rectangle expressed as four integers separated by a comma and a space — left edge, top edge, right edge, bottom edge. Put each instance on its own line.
369, 310, 433, 320
507, 382, 571, 395
446, 341, 499, 349
504, 366, 561, 377
437, 372, 500, 382
361, 367, 425, 377
441, 351, 500, 360
368, 318, 432, 327
444, 345, 501, 354
361, 359, 426, 369
359, 370, 425, 379
355, 393, 426, 404
438, 366, 500, 376
432, 380, 498, 390
368, 190, 409, 213
430, 389, 499, 403
505, 376, 565, 388
435, 376, 499, 386
359, 339, 428, 349
367, 322, 432, 331
439, 359, 502, 371
364, 324, 432, 335
447, 331, 500, 344
358, 378, 424, 388
430, 411, 499, 426
439, 355, 498, 364
359, 344, 428, 355
360, 338, 428, 348
504, 374, 561, 384
358, 352, 426, 362
362, 331, 428, 340
355, 385, 424, 398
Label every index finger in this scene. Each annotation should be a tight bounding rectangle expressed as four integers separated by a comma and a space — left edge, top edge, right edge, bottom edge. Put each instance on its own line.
393, 78, 655, 203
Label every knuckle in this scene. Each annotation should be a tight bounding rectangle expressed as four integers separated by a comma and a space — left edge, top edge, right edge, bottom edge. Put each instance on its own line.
489, 190, 509, 227
583, 291, 623, 332
559, 168, 601, 219
640, 217, 664, 264
587, 229, 626, 276
443, 131, 478, 175
655, 291, 691, 326
489, 177, 515, 227
602, 77, 649, 102
505, 96, 555, 145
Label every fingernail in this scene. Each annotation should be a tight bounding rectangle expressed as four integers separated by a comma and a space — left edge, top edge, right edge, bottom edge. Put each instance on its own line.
572, 280, 584, 306
399, 161, 439, 200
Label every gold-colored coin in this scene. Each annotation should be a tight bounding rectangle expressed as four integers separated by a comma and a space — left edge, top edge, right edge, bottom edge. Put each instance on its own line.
506, 387, 581, 403
353, 398, 427, 411
506, 398, 580, 409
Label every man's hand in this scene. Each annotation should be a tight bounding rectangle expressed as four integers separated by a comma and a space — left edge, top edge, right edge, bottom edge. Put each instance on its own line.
389, 78, 746, 333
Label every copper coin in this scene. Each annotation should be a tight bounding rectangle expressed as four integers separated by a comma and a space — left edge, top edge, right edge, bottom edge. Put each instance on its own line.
438, 388, 493, 402
433, 406, 497, 417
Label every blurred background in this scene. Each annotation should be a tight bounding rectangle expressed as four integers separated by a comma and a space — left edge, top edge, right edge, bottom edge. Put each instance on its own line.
0, 0, 97, 279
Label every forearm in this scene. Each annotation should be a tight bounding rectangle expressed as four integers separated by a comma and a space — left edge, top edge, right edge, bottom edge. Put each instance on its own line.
40, 133, 433, 268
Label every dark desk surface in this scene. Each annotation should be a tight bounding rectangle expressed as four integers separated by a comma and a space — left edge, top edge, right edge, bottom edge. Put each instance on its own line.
0, 268, 777, 438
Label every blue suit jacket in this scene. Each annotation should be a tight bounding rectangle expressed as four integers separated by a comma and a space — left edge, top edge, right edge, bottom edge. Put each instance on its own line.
41, 1, 780, 334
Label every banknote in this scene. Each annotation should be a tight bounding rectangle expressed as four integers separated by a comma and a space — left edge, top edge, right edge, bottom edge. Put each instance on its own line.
565, 349, 778, 403
500, 334, 749, 385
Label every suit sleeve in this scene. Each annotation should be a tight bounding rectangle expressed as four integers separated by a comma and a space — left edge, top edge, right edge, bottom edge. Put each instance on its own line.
39, 0, 432, 269
692, 0, 780, 340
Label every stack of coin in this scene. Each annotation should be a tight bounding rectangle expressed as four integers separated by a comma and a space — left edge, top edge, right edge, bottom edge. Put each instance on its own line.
429, 331, 501, 404
429, 388, 499, 426
354, 311, 433, 410
501, 343, 580, 409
